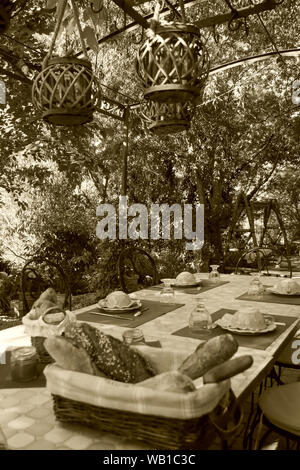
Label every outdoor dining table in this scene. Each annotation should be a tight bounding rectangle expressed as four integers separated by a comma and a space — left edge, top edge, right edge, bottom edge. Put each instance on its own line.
0, 274, 299, 450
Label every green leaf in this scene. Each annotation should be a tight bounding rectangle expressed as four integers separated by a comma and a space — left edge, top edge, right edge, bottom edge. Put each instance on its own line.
46, 0, 58, 9
83, 25, 98, 53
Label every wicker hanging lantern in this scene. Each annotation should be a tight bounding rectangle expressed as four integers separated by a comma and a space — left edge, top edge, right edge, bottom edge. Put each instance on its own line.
136, 1, 209, 103
140, 99, 195, 135
32, 0, 100, 126
0, 0, 13, 33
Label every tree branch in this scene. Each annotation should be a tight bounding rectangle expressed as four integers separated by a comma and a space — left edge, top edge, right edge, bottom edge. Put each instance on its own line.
247, 151, 281, 200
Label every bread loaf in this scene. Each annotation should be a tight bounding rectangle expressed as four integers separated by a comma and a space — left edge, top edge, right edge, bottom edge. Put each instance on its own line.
139, 371, 196, 393
203, 355, 253, 384
44, 336, 105, 377
64, 322, 157, 383
178, 334, 239, 380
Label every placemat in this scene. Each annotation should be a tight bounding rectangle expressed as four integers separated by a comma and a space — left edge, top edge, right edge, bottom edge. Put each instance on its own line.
237, 289, 300, 305
76, 299, 185, 328
149, 280, 229, 295
0, 351, 46, 389
172, 309, 298, 350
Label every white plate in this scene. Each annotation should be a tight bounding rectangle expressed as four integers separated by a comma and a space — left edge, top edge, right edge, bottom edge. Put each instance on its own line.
266, 288, 300, 296
171, 281, 202, 288
97, 299, 142, 313
216, 317, 277, 336
217, 323, 276, 335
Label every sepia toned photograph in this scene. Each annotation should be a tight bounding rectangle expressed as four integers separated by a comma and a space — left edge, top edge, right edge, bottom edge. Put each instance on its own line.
0, 0, 299, 453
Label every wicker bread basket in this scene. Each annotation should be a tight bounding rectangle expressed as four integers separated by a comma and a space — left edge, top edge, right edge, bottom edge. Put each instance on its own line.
45, 346, 231, 449
23, 308, 75, 364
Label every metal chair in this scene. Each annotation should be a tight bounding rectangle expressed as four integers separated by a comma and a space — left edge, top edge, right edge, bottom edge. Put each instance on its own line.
248, 383, 300, 449
235, 247, 292, 277
273, 337, 300, 384
20, 257, 71, 314
117, 248, 160, 293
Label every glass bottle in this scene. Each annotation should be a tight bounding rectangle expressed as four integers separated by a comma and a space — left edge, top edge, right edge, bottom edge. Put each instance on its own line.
189, 297, 212, 332
209, 265, 220, 283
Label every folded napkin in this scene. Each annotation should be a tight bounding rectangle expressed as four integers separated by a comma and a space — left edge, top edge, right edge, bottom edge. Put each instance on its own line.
22, 309, 76, 337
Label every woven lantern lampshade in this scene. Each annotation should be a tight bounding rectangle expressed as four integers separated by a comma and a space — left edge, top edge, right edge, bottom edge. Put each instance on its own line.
32, 57, 100, 126
0, 0, 13, 33
32, 0, 100, 126
140, 99, 195, 135
136, 22, 209, 103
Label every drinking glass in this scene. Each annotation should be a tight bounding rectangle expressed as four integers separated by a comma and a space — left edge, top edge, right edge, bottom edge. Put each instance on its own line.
159, 278, 175, 301
189, 297, 213, 332
247, 272, 264, 298
209, 265, 220, 283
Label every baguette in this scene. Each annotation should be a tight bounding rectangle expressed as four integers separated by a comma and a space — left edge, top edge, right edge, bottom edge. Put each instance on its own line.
139, 371, 196, 393
203, 355, 253, 384
178, 334, 239, 380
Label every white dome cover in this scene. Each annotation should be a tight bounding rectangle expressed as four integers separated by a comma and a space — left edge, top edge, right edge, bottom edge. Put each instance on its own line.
175, 271, 196, 285
273, 279, 300, 295
230, 308, 266, 331
106, 291, 133, 308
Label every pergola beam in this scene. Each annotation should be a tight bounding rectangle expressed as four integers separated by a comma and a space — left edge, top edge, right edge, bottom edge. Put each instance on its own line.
110, 0, 150, 29
196, 0, 282, 28
209, 48, 300, 75
91, 0, 282, 49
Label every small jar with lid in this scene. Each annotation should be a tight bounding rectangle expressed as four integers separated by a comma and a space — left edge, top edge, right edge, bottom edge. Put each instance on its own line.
10, 346, 38, 382
122, 328, 145, 346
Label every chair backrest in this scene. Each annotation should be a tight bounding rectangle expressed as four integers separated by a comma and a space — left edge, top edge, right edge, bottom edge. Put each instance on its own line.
117, 248, 160, 293
235, 247, 292, 277
20, 257, 72, 314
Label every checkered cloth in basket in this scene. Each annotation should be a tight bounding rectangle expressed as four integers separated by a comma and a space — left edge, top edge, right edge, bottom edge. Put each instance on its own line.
44, 345, 230, 420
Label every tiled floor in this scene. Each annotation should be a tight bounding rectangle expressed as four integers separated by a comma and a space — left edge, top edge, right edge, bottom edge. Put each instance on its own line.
1, 366, 299, 450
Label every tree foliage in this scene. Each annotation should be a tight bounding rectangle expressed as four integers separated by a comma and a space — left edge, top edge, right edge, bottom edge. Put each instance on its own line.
0, 0, 299, 286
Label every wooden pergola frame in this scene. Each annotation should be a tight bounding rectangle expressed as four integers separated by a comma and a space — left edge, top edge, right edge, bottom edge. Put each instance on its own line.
75, 0, 285, 54
0, 0, 295, 198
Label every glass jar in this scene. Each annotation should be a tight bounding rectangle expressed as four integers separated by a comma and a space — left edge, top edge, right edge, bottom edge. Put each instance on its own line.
189, 297, 212, 332
209, 265, 220, 283
122, 328, 145, 346
10, 346, 38, 382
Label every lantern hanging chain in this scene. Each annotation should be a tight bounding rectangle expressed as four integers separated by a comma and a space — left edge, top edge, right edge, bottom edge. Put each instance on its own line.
248, 0, 286, 68
70, 0, 89, 59
149, 0, 163, 35
179, 0, 187, 23
153, 1, 162, 22
43, 0, 68, 67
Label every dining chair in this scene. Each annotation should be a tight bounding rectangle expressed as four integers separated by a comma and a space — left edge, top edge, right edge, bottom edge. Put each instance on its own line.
234, 247, 292, 278
273, 337, 300, 384
249, 382, 300, 449
117, 247, 160, 293
20, 257, 72, 314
